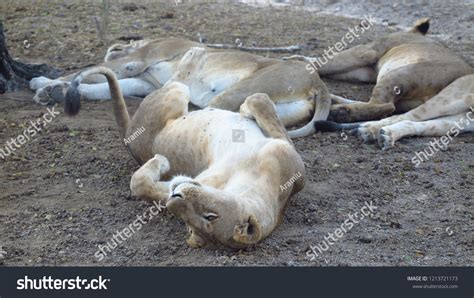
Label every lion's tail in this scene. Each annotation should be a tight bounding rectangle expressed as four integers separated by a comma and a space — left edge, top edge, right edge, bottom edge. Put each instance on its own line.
313, 121, 362, 132
287, 82, 331, 138
65, 66, 130, 138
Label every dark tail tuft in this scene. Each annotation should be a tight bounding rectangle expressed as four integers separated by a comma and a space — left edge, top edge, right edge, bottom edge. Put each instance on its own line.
314, 120, 340, 132
64, 79, 81, 116
314, 120, 361, 132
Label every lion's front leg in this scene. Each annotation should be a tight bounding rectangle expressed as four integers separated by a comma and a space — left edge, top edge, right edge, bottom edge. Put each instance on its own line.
357, 114, 408, 143
130, 154, 171, 205
316, 44, 380, 77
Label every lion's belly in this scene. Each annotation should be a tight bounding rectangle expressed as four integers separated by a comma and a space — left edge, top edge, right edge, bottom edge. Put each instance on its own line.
188, 72, 245, 108
145, 61, 176, 85
188, 63, 259, 108
154, 109, 266, 176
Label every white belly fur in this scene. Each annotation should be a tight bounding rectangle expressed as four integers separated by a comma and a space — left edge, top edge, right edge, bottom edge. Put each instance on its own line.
275, 100, 313, 127
189, 70, 250, 108
145, 59, 256, 108
147, 61, 176, 85
160, 109, 267, 164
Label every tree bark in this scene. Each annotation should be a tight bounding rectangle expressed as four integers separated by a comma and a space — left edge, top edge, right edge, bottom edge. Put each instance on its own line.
0, 21, 62, 94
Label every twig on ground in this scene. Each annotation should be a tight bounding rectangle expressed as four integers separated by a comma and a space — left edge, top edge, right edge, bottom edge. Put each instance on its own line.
206, 43, 301, 53
281, 54, 317, 61
282, 54, 319, 72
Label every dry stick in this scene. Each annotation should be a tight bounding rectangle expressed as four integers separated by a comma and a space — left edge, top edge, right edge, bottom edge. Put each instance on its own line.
98, 0, 111, 44
282, 54, 320, 74
206, 43, 302, 53
282, 54, 318, 62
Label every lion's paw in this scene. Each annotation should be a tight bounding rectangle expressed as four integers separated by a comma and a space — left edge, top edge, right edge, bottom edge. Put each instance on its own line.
239, 101, 255, 120
357, 126, 377, 143
33, 82, 70, 105
377, 128, 395, 150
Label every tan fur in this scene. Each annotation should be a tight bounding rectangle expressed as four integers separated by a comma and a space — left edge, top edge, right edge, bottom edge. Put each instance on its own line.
358, 74, 474, 149
65, 50, 306, 248
290, 18, 473, 124
31, 38, 331, 138
291, 18, 474, 149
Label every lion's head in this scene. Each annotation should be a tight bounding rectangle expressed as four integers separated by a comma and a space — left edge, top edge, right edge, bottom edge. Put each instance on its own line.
166, 176, 262, 249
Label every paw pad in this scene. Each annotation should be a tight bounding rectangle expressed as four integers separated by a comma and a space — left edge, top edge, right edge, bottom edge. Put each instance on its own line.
377, 129, 394, 150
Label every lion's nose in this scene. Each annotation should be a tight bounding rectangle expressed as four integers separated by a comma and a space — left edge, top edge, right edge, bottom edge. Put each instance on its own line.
169, 192, 184, 200
166, 192, 188, 216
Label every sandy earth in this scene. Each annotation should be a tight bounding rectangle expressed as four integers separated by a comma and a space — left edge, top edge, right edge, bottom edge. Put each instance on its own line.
0, 1, 472, 266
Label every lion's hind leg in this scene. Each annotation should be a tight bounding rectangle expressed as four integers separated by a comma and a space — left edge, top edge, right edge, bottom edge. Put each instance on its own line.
240, 93, 291, 142
330, 94, 358, 104
34, 78, 155, 105
326, 66, 377, 83
130, 154, 172, 205
78, 78, 155, 101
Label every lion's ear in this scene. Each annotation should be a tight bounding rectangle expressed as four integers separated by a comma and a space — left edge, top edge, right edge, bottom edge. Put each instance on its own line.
409, 18, 430, 35
233, 215, 262, 245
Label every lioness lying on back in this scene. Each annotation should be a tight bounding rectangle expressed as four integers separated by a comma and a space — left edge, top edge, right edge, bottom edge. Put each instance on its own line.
288, 18, 474, 148
30, 37, 331, 138
64, 47, 306, 248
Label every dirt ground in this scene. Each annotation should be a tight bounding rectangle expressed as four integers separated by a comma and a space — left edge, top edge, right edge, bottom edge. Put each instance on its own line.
0, 0, 472, 266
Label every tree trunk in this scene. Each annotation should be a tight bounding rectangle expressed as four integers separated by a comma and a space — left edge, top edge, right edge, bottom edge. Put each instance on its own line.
0, 21, 62, 94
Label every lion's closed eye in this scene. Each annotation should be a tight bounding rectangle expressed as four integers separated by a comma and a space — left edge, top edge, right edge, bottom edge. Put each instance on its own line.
203, 212, 219, 221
